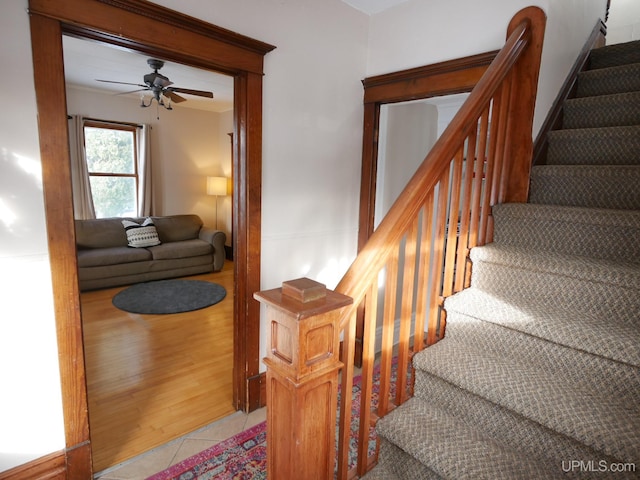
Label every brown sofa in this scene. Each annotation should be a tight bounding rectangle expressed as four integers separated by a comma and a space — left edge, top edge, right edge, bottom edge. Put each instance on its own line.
75, 214, 226, 291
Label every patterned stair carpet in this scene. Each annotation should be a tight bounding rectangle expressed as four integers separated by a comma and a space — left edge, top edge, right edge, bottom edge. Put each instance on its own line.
365, 39, 640, 479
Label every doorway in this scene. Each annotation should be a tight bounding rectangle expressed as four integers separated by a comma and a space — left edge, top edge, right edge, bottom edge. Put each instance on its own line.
63, 34, 239, 470
28, 0, 274, 476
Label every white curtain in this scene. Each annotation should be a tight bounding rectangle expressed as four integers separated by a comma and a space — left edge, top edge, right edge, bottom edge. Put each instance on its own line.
137, 124, 153, 216
68, 115, 96, 220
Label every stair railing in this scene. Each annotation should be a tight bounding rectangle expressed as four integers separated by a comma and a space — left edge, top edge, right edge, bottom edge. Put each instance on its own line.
255, 6, 546, 479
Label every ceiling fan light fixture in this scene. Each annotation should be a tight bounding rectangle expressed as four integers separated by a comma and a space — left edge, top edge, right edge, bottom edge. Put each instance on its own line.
98, 58, 214, 112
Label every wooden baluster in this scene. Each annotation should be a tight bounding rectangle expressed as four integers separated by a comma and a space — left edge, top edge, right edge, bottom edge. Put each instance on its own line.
379, 252, 399, 417
413, 195, 434, 353
442, 149, 464, 299
396, 218, 420, 405
358, 282, 379, 476
426, 167, 451, 345
337, 308, 357, 480
255, 278, 353, 480
455, 129, 477, 293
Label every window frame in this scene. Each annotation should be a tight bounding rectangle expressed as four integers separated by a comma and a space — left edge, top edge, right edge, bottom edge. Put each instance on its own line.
83, 119, 140, 218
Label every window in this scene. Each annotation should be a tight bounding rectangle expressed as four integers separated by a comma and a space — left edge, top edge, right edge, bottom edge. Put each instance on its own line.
84, 121, 139, 218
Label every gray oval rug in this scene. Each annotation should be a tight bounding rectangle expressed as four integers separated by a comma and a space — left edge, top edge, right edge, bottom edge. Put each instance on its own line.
112, 279, 226, 314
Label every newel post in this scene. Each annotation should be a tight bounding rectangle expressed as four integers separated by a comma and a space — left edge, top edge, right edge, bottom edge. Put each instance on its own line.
254, 278, 353, 479
503, 6, 547, 203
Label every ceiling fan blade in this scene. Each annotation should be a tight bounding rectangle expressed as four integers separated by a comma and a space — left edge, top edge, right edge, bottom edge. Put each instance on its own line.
168, 87, 214, 99
115, 88, 148, 96
163, 90, 187, 103
96, 79, 146, 88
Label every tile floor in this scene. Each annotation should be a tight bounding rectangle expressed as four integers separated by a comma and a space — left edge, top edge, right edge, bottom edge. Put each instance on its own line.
95, 407, 267, 479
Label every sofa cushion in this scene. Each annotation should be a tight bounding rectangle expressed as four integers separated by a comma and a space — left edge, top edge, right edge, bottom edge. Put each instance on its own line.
152, 215, 202, 243
148, 239, 212, 260
77, 246, 152, 268
122, 218, 161, 248
75, 218, 129, 248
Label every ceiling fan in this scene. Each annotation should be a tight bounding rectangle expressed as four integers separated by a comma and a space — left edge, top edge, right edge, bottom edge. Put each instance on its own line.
96, 58, 214, 110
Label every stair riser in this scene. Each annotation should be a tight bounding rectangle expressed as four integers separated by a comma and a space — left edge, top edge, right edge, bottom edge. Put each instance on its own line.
589, 40, 640, 69
375, 440, 441, 480
470, 261, 640, 322
528, 166, 640, 210
576, 62, 640, 98
412, 372, 617, 479
546, 126, 640, 166
493, 216, 640, 263
562, 92, 640, 129
443, 311, 640, 408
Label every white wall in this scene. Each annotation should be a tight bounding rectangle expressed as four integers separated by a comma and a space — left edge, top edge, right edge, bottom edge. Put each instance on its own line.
606, 0, 640, 43
66, 87, 233, 238
0, 0, 65, 471
367, 0, 609, 137
375, 102, 438, 227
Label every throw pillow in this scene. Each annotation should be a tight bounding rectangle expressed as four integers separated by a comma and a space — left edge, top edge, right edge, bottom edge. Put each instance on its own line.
122, 217, 161, 248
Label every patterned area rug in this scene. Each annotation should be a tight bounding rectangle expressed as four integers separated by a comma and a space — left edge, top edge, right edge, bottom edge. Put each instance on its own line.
147, 360, 406, 479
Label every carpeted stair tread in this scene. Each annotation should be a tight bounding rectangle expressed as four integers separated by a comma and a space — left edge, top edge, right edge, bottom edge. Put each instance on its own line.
562, 91, 640, 129
375, 397, 564, 480
411, 372, 624, 479
444, 287, 640, 369
575, 62, 640, 97
589, 39, 640, 69
443, 289, 640, 407
528, 164, 640, 209
412, 341, 640, 463
492, 203, 640, 262
469, 244, 640, 321
470, 243, 640, 293
546, 125, 640, 165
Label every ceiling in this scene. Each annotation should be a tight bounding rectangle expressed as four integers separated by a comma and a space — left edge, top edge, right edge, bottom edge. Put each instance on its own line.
63, 35, 234, 113
62, 1, 408, 112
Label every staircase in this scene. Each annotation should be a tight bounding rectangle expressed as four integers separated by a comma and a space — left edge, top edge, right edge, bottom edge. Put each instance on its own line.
365, 40, 640, 479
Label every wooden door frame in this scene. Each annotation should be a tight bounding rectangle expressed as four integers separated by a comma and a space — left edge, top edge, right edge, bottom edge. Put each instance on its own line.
27, 0, 274, 476
355, 51, 497, 365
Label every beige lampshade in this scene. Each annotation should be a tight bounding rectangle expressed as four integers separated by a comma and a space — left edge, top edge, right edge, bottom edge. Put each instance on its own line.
207, 176, 227, 196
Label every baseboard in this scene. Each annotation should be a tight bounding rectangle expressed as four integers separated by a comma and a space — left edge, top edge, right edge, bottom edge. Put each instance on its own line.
0, 451, 66, 480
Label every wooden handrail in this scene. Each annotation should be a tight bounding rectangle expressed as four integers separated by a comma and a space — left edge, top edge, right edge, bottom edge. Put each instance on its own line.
256, 6, 546, 479
336, 16, 531, 311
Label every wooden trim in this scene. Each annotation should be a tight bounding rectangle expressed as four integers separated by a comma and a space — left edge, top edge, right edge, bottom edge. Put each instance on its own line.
259, 372, 267, 407
363, 51, 498, 104
27, 0, 272, 475
28, 14, 93, 476
532, 19, 607, 166
0, 451, 65, 480
28, 0, 275, 75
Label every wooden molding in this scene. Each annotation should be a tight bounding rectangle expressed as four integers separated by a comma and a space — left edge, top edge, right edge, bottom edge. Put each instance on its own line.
0, 451, 65, 480
363, 51, 498, 104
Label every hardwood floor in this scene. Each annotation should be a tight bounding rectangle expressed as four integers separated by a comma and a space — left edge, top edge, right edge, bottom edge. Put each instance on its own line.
80, 262, 236, 472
